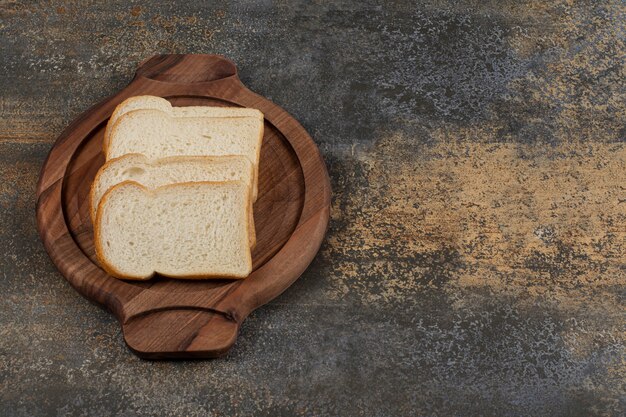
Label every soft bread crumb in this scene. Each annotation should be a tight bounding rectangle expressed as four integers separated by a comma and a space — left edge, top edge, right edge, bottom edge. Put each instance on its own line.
95, 181, 252, 280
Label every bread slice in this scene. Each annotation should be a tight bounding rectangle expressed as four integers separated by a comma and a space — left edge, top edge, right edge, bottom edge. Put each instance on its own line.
106, 108, 263, 199
90, 153, 257, 246
105, 96, 263, 152
94, 181, 252, 280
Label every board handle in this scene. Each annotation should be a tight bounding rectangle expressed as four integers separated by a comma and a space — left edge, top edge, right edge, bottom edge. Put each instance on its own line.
122, 309, 239, 359
119, 286, 241, 359
134, 54, 240, 84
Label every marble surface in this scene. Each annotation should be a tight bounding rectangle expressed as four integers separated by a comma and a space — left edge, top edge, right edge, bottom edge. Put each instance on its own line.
1, 1, 624, 416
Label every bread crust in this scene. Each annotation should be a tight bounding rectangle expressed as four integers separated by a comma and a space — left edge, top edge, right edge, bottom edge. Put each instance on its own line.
94, 180, 252, 280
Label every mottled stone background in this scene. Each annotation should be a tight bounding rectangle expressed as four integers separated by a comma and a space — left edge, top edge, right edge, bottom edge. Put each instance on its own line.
1, 1, 624, 416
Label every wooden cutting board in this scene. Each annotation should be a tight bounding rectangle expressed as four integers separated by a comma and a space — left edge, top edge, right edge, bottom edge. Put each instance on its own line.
36, 54, 331, 359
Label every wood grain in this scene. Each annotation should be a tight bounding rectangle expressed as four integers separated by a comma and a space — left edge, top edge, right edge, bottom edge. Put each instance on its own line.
36, 54, 331, 359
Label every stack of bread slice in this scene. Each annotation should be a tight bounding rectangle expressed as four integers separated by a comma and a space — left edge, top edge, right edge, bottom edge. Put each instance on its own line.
91, 96, 264, 280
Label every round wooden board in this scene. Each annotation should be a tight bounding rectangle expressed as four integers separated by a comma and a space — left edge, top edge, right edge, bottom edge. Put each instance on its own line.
36, 55, 331, 359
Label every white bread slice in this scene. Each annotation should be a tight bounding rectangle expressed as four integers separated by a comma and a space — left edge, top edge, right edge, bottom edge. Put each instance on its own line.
104, 96, 263, 156
106, 108, 263, 200
90, 154, 257, 246
94, 181, 252, 280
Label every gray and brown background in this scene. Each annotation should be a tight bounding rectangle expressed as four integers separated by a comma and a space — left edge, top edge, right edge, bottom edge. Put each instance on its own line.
1, 1, 624, 416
